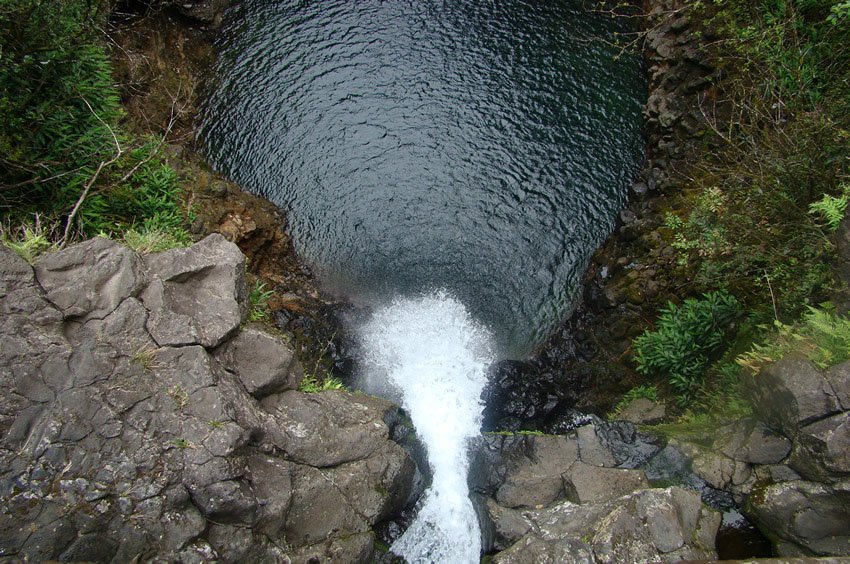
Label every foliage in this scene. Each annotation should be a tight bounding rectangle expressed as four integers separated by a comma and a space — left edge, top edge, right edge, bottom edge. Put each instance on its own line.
248, 281, 275, 322
0, 217, 56, 262
634, 291, 741, 405
298, 373, 346, 393
122, 226, 191, 254
662, 0, 850, 321
0, 1, 191, 245
808, 184, 850, 232
737, 306, 850, 373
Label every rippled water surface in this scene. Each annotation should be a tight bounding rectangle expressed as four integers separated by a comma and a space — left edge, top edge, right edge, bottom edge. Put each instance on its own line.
201, 0, 645, 357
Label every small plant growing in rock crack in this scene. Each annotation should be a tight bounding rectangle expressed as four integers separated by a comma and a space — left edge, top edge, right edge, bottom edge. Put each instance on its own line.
131, 343, 159, 371
298, 373, 345, 393
0, 218, 57, 263
298, 331, 348, 393
207, 420, 226, 429
170, 438, 193, 449
248, 280, 275, 322
166, 385, 189, 410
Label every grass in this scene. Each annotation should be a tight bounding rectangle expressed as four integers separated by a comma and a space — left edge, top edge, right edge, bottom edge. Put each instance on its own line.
737, 306, 850, 373
131, 343, 159, 371
298, 373, 346, 393
0, 220, 57, 263
248, 280, 275, 322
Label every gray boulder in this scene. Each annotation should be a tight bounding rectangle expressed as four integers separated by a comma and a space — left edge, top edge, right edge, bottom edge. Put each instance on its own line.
141, 233, 248, 348
259, 390, 401, 467
826, 361, 850, 410
790, 413, 850, 482
34, 237, 144, 322
0, 236, 415, 562
564, 462, 650, 504
492, 487, 719, 563
717, 418, 792, 465
748, 356, 842, 437
747, 479, 850, 556
495, 435, 579, 509
214, 325, 303, 398
616, 397, 666, 425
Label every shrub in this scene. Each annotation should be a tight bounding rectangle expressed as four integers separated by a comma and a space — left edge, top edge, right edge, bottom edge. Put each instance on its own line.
738, 306, 850, 373
634, 291, 741, 404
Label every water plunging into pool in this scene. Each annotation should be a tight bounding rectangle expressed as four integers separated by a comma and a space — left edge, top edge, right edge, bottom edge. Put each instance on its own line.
201, 1, 645, 560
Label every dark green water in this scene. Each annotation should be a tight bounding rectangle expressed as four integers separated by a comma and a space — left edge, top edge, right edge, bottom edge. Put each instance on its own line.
201, 0, 645, 358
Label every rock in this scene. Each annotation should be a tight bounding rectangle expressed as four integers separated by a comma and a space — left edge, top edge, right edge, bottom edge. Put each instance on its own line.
747, 355, 843, 437
717, 418, 792, 465
169, 0, 231, 23
616, 398, 666, 425
485, 498, 532, 550
0, 237, 416, 561
825, 361, 850, 410
493, 487, 719, 563
747, 479, 850, 556
564, 462, 650, 504
0, 246, 35, 295
260, 390, 401, 467
141, 233, 248, 348
790, 413, 850, 482
34, 237, 144, 322
672, 439, 751, 491
495, 435, 579, 509
619, 209, 637, 224
576, 424, 617, 467
214, 326, 304, 398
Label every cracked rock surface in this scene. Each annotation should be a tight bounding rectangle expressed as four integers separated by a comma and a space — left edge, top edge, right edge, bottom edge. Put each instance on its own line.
0, 237, 415, 562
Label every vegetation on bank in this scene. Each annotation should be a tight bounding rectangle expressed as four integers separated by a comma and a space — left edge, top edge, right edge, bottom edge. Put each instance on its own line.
0, 0, 192, 258
621, 0, 850, 423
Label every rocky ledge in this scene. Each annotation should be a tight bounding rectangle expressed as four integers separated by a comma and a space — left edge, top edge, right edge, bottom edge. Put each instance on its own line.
0, 235, 417, 562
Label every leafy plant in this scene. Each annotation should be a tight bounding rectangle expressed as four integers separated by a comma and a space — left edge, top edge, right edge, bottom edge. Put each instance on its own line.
634, 291, 741, 405
248, 280, 275, 322
298, 373, 346, 393
809, 185, 850, 232
0, 218, 56, 262
738, 306, 850, 373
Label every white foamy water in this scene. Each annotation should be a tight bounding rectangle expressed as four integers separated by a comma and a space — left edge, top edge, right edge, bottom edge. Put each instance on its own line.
358, 292, 494, 563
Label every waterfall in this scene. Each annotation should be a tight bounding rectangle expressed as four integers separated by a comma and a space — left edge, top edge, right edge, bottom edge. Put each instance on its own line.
358, 292, 494, 563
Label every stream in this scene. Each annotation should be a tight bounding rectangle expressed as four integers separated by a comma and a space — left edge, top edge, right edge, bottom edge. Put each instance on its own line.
201, 1, 645, 561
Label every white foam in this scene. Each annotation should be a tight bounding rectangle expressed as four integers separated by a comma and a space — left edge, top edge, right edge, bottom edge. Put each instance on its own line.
358, 291, 493, 563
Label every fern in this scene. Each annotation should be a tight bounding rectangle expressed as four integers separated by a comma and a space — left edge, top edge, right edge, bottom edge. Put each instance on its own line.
809, 192, 848, 232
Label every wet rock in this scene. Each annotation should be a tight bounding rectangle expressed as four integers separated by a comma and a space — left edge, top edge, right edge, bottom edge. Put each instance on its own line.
747, 479, 850, 556
141, 233, 248, 348
34, 237, 144, 322
747, 355, 843, 437
214, 325, 304, 398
